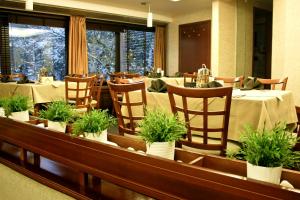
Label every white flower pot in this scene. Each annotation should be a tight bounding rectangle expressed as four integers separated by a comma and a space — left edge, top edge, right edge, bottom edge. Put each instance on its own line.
247, 161, 282, 184
146, 141, 175, 160
86, 129, 108, 143
47, 120, 66, 133
9, 110, 29, 121
0, 107, 5, 117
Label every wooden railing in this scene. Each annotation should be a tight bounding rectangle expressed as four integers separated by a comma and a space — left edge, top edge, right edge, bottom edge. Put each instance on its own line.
0, 117, 300, 200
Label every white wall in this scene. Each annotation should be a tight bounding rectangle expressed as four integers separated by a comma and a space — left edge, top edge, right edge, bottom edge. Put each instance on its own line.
27, 0, 172, 22
272, 0, 300, 105
211, 0, 236, 77
166, 8, 212, 76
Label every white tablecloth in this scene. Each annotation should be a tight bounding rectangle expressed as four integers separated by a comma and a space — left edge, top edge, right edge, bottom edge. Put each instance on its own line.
122, 89, 297, 142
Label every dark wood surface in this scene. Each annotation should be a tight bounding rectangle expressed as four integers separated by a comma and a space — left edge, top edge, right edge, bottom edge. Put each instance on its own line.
179, 21, 211, 73
1, 118, 300, 200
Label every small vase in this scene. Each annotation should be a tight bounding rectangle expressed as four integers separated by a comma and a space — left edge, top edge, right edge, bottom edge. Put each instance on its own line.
9, 110, 29, 121
47, 120, 66, 133
86, 129, 108, 143
146, 141, 175, 160
0, 107, 5, 117
247, 161, 282, 184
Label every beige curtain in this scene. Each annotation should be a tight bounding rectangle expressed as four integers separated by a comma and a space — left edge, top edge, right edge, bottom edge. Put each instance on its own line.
68, 16, 88, 75
154, 26, 166, 71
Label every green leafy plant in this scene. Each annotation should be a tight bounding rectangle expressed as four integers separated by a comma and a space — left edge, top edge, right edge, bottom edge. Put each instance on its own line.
72, 110, 116, 137
240, 122, 298, 168
2, 95, 29, 116
39, 101, 74, 122
0, 98, 6, 107
139, 109, 186, 144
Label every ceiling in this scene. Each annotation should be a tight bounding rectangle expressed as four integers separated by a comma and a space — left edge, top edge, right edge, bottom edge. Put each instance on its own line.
75, 0, 212, 18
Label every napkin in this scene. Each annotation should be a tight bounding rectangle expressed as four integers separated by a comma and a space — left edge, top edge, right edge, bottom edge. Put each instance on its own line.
241, 77, 264, 90
199, 81, 223, 88
147, 79, 167, 93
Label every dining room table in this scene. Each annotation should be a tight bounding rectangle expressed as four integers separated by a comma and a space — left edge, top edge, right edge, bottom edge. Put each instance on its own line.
122, 88, 298, 142
0, 81, 66, 106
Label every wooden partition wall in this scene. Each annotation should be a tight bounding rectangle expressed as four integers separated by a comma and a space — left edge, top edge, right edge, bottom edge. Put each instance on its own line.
0, 118, 300, 200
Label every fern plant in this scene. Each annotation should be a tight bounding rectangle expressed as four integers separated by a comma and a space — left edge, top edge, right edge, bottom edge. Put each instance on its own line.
139, 109, 186, 144
72, 110, 116, 137
2, 95, 29, 116
240, 122, 298, 168
39, 101, 74, 122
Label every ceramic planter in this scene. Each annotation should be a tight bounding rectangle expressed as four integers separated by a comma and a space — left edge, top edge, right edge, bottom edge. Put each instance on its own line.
247, 161, 282, 184
86, 129, 108, 143
0, 107, 5, 117
47, 120, 66, 133
146, 141, 175, 160
85, 130, 118, 146
9, 110, 29, 121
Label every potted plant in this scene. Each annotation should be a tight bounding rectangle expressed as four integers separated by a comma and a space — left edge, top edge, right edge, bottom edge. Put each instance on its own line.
39, 101, 74, 132
139, 109, 186, 160
72, 110, 116, 144
3, 95, 30, 121
240, 122, 297, 184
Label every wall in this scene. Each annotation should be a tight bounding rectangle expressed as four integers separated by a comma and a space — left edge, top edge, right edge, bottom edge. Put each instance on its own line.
29, 0, 172, 22
211, 0, 237, 77
166, 8, 212, 76
272, 0, 300, 105
236, 0, 253, 78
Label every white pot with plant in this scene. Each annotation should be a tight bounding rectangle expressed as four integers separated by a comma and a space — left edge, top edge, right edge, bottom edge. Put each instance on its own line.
72, 110, 117, 145
139, 109, 186, 160
39, 101, 74, 133
3, 95, 30, 121
240, 123, 298, 185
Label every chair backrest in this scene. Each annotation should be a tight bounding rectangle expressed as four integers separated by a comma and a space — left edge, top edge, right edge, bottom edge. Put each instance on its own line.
90, 76, 104, 109
65, 76, 96, 110
183, 72, 197, 87
257, 77, 288, 90
214, 76, 244, 88
110, 72, 141, 83
9, 73, 25, 80
167, 85, 233, 156
108, 81, 147, 135
293, 106, 300, 151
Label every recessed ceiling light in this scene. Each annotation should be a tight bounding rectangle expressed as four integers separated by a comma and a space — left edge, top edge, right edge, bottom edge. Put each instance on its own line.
170, 0, 181, 2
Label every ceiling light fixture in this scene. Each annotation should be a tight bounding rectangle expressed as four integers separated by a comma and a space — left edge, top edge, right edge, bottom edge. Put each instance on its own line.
147, 1, 153, 27
25, 0, 33, 11
170, 0, 181, 2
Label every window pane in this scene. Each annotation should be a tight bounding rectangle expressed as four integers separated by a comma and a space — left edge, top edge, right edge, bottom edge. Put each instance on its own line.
87, 30, 116, 78
9, 23, 66, 80
120, 30, 154, 74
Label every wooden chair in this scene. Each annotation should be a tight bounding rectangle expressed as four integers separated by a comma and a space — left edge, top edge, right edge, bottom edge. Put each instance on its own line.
65, 75, 96, 111
183, 72, 197, 87
9, 73, 25, 81
293, 106, 300, 151
110, 72, 141, 83
90, 76, 104, 109
257, 77, 288, 90
167, 85, 233, 156
108, 81, 147, 136
214, 76, 244, 88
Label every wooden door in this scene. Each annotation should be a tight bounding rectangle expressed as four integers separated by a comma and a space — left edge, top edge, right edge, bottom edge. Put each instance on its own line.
179, 21, 211, 73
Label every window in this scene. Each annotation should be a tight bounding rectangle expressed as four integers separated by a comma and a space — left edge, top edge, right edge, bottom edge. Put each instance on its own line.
87, 30, 116, 78
120, 30, 154, 74
9, 23, 66, 80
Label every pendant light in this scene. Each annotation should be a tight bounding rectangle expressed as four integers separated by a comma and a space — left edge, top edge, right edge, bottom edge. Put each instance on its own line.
147, 2, 153, 27
25, 0, 33, 11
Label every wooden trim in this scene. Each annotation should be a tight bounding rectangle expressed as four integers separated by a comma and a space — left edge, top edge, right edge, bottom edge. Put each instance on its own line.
1, 118, 300, 199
